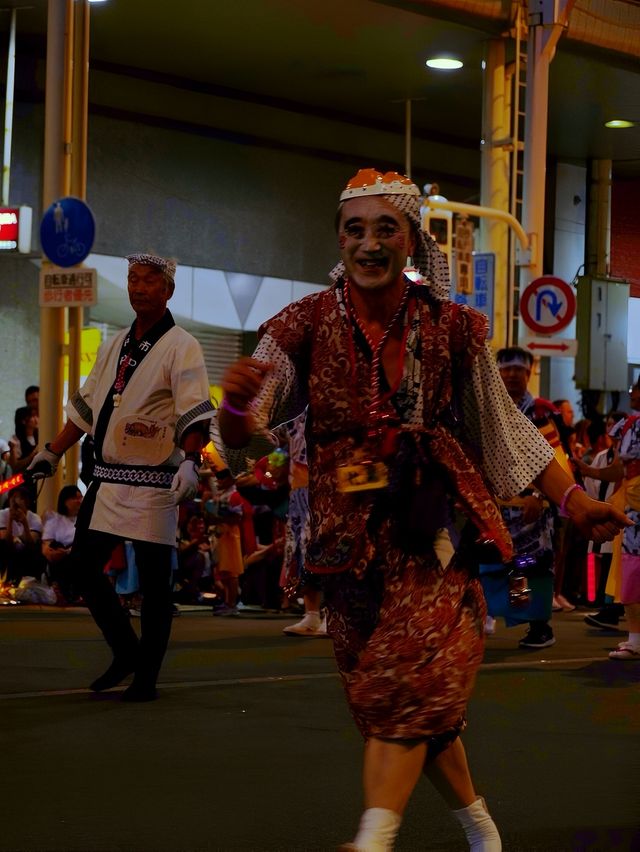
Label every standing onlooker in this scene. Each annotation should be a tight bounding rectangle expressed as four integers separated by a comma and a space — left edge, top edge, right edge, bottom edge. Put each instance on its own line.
28, 252, 213, 701
208, 468, 245, 615
575, 411, 627, 629
600, 383, 640, 659
496, 348, 560, 647
275, 412, 326, 637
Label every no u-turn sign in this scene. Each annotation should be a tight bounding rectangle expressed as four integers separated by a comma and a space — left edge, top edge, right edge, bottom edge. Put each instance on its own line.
520, 276, 576, 336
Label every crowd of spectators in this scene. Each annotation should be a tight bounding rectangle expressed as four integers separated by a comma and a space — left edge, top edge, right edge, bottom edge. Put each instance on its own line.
2, 378, 637, 634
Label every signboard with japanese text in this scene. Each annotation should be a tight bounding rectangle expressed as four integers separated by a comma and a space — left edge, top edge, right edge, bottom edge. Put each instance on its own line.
451, 252, 495, 339
454, 217, 474, 295
39, 266, 97, 307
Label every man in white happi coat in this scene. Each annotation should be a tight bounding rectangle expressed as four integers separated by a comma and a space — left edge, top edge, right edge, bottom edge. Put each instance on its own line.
30, 253, 213, 701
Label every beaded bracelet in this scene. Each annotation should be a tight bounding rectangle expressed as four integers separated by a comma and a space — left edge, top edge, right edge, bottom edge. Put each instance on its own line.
559, 483, 584, 518
220, 397, 250, 417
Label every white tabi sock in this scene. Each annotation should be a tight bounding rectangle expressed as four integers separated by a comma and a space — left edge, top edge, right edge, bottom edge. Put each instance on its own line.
349, 807, 401, 852
451, 796, 502, 851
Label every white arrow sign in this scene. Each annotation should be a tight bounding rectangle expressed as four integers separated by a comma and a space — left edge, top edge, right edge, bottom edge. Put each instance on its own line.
521, 336, 578, 358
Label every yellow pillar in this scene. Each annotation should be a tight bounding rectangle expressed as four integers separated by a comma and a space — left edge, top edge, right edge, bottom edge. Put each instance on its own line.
39, 0, 69, 512
65, 0, 90, 486
40, 0, 91, 507
480, 39, 510, 350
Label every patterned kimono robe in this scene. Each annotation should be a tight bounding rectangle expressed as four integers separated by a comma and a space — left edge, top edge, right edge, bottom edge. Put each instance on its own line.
216, 281, 554, 741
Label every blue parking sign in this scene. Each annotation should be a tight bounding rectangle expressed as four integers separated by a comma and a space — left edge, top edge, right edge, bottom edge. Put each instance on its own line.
40, 196, 95, 268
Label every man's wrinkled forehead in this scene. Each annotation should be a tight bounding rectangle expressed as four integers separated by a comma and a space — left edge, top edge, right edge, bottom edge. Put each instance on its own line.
127, 263, 164, 280
337, 195, 410, 228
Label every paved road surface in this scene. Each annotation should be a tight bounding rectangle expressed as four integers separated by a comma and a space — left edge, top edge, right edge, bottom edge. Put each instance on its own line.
1, 605, 638, 851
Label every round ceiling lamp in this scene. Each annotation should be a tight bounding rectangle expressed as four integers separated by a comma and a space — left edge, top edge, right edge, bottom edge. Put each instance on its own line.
426, 57, 463, 70
604, 119, 635, 129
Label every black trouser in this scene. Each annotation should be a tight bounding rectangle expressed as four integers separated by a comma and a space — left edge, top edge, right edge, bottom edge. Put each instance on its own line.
70, 484, 174, 687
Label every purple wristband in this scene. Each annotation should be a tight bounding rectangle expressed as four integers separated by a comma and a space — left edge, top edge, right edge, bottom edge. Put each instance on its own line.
559, 483, 584, 518
220, 398, 250, 418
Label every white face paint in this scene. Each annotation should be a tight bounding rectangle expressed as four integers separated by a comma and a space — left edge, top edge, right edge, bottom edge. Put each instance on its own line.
338, 196, 414, 292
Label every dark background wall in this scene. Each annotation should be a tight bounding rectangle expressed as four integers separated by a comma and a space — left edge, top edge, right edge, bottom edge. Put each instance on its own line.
611, 178, 640, 299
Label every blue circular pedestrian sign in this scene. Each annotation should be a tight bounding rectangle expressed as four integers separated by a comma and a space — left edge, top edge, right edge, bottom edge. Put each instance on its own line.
40, 196, 95, 268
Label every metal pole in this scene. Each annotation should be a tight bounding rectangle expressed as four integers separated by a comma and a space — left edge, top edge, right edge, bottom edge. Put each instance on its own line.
480, 39, 510, 348
65, 0, 90, 486
2, 7, 16, 206
520, 2, 573, 393
39, 0, 69, 512
425, 197, 529, 253
520, 25, 549, 289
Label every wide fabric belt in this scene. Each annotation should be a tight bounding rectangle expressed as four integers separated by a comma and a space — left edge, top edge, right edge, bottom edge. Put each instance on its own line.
92, 462, 176, 489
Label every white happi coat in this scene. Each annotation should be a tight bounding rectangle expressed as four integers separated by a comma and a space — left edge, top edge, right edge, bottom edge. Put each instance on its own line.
67, 324, 212, 545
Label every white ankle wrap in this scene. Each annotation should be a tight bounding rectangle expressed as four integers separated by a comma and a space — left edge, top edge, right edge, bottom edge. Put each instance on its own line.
351, 807, 401, 852
452, 797, 502, 851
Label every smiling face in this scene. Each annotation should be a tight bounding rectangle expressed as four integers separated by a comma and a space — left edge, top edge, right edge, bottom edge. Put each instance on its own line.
337, 196, 415, 292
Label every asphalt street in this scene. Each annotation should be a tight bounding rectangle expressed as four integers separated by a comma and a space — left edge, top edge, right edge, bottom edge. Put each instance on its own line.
1, 604, 638, 852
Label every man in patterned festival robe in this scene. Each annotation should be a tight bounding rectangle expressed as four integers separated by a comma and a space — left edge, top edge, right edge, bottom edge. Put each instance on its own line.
215, 169, 628, 851
30, 254, 213, 702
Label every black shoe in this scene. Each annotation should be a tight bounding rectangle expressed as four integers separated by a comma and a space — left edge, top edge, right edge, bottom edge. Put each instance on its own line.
89, 659, 136, 692
519, 626, 556, 649
584, 610, 622, 630
121, 681, 158, 702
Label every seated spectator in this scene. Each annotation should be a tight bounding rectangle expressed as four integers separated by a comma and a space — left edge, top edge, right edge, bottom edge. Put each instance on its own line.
41, 485, 83, 605
0, 486, 43, 582
177, 514, 215, 603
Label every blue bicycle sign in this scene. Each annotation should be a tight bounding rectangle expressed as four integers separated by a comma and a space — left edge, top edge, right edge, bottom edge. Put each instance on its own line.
40, 197, 95, 268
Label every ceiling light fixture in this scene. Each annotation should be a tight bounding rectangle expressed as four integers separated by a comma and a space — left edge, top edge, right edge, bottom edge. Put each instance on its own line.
604, 119, 636, 129
426, 57, 463, 70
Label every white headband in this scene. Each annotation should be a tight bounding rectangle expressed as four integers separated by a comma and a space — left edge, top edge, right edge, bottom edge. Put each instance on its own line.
126, 253, 176, 282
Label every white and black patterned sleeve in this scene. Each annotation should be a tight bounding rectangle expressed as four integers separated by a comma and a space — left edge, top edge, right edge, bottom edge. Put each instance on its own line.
462, 343, 555, 499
